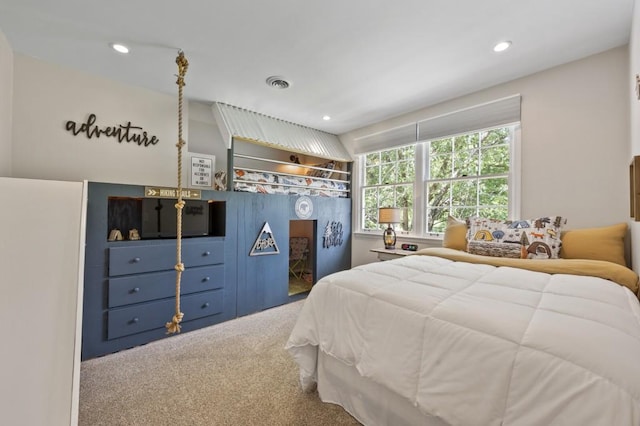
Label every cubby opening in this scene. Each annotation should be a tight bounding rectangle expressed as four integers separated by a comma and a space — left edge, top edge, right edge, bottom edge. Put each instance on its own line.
107, 197, 226, 241
289, 219, 315, 296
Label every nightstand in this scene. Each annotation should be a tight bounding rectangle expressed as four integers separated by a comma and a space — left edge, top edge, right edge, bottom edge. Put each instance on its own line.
370, 247, 416, 261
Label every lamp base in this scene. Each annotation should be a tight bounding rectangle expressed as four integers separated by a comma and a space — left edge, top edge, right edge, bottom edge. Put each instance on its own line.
383, 225, 396, 250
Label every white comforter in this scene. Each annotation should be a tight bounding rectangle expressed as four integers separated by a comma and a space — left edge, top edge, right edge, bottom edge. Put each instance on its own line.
285, 254, 640, 425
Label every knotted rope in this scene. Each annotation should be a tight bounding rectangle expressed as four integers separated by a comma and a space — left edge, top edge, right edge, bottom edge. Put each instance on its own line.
166, 50, 189, 334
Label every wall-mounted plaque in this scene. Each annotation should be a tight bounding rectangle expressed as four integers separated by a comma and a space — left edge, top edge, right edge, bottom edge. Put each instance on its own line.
249, 222, 280, 256
191, 156, 213, 187
294, 196, 313, 219
145, 186, 202, 200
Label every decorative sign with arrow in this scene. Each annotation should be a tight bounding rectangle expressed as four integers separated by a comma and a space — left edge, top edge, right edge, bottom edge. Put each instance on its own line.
144, 186, 202, 200
250, 222, 280, 256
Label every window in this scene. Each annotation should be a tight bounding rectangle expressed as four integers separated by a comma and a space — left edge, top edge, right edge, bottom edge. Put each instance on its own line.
359, 125, 518, 236
426, 127, 511, 233
361, 145, 416, 232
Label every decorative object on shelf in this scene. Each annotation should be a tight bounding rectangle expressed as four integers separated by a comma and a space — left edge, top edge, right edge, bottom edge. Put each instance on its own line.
108, 229, 123, 241
250, 222, 280, 256
294, 196, 314, 219
166, 50, 189, 335
128, 229, 140, 240
322, 221, 344, 249
401, 243, 418, 251
379, 207, 403, 249
289, 154, 300, 164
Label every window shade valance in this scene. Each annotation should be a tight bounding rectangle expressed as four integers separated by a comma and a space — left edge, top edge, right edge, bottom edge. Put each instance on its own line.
353, 94, 521, 154
353, 123, 417, 155
417, 95, 521, 141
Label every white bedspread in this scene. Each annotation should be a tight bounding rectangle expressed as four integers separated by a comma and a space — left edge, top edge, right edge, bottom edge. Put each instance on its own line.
285, 255, 640, 425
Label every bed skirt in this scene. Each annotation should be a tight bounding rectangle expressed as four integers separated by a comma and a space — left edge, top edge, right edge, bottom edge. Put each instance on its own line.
316, 350, 449, 426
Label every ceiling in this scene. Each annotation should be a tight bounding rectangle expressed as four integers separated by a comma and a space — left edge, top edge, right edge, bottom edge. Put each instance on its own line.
0, 0, 634, 135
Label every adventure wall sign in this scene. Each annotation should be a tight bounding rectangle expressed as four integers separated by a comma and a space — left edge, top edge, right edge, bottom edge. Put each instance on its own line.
65, 113, 160, 147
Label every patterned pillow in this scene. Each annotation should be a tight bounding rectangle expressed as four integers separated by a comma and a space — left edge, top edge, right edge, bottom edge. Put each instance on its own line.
306, 161, 335, 179
466, 216, 566, 259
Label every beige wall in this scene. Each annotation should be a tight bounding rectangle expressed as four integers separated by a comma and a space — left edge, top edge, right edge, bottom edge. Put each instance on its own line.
0, 28, 12, 176
341, 47, 630, 267
12, 54, 181, 187
630, 0, 640, 272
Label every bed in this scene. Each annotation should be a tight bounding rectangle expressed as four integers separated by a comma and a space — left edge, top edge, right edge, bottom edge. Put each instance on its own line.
215, 146, 351, 198
285, 220, 640, 425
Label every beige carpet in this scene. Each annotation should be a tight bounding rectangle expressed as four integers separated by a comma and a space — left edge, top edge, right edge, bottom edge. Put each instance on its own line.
79, 299, 360, 426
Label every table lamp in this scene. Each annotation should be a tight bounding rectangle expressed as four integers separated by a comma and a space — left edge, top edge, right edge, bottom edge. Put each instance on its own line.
378, 207, 403, 249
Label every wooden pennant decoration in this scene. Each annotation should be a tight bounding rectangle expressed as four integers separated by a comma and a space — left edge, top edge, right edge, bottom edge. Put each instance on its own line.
249, 222, 280, 256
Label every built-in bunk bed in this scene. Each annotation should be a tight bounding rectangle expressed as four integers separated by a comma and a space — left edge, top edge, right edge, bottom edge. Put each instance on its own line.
212, 103, 351, 199
211, 102, 353, 311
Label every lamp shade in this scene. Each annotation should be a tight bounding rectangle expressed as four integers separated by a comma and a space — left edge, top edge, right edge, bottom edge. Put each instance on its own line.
378, 207, 403, 224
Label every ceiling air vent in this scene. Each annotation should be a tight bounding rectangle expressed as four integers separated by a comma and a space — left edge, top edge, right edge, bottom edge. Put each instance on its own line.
266, 76, 290, 89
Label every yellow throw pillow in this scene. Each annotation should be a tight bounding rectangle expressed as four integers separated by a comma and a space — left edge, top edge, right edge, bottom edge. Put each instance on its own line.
560, 223, 627, 266
443, 216, 468, 251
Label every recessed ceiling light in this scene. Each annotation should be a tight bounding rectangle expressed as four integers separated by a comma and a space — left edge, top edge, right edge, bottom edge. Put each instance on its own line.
322, 115, 331, 121
110, 43, 130, 54
266, 76, 290, 89
493, 41, 512, 53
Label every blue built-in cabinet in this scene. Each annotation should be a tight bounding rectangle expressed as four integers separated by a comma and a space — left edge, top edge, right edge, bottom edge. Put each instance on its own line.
82, 182, 351, 360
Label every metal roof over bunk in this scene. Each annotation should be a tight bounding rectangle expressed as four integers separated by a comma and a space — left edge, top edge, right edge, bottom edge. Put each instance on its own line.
212, 102, 352, 162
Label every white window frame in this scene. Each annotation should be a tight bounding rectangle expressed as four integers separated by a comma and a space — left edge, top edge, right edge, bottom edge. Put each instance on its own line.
355, 123, 521, 239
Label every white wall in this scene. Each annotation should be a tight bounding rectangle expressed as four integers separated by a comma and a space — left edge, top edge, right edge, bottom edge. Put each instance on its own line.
0, 178, 86, 426
0, 28, 12, 176
342, 47, 630, 267
630, 0, 640, 273
188, 101, 228, 173
11, 54, 181, 187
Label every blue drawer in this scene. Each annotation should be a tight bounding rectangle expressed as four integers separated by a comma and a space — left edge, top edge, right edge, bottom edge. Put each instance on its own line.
108, 240, 224, 276
107, 289, 224, 340
108, 264, 224, 308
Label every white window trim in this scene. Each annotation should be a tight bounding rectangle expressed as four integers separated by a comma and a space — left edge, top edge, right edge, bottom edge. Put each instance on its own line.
354, 124, 521, 239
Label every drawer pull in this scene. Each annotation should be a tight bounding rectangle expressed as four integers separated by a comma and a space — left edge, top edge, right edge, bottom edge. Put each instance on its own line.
132, 257, 141, 263
202, 302, 210, 308
131, 287, 140, 293
131, 317, 139, 324
202, 276, 210, 282
203, 251, 211, 256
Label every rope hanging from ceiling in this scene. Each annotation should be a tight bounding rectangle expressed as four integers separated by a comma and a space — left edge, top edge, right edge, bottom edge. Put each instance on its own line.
166, 50, 189, 334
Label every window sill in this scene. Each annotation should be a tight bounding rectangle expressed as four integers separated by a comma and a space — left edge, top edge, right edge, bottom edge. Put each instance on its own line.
354, 231, 444, 245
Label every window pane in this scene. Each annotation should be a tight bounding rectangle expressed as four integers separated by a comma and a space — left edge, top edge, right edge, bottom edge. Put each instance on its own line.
451, 207, 476, 221
363, 187, 378, 230
454, 149, 479, 177
379, 186, 394, 208
427, 208, 449, 233
430, 154, 451, 179
481, 128, 510, 147
380, 163, 396, 184
380, 149, 397, 163
396, 184, 414, 232
479, 177, 508, 206
397, 160, 415, 183
427, 182, 450, 208
366, 152, 380, 166
398, 145, 415, 160
430, 138, 451, 155
366, 165, 380, 186
480, 145, 509, 174
454, 134, 478, 151
451, 179, 477, 207
478, 207, 508, 220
